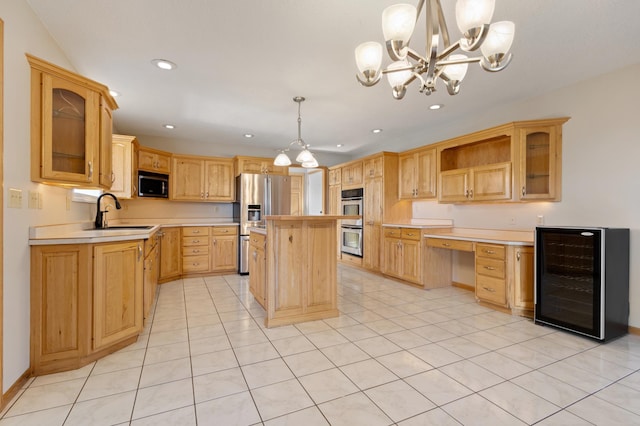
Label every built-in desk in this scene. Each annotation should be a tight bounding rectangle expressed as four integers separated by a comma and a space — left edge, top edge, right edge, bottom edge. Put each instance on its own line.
423, 228, 534, 317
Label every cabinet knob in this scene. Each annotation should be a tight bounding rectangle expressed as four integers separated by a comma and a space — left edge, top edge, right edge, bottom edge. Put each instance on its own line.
469, 189, 474, 199
88, 161, 93, 180
483, 249, 495, 254
193, 230, 200, 233
484, 266, 496, 271
522, 186, 526, 197
482, 286, 496, 293
200, 192, 205, 199
442, 242, 450, 247
516, 251, 521, 261
193, 240, 200, 243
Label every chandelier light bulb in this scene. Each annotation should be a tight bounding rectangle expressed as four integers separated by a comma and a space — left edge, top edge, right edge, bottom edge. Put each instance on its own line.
481, 21, 515, 64
445, 54, 469, 81
274, 152, 292, 166
296, 148, 315, 163
301, 157, 319, 168
387, 60, 412, 89
382, 4, 417, 43
455, 0, 495, 34
355, 42, 383, 75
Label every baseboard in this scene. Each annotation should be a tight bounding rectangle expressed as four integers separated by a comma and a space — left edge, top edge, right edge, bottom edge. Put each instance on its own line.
451, 281, 474, 292
629, 325, 640, 336
1, 368, 31, 412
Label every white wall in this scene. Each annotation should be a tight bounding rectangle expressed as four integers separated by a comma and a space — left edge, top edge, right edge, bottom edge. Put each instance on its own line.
0, 2, 100, 390
413, 63, 640, 327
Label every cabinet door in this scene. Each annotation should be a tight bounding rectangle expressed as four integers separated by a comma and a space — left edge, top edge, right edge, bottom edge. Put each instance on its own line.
342, 162, 363, 188
519, 126, 558, 200
398, 153, 416, 199
31, 245, 92, 370
172, 157, 204, 200
328, 168, 341, 186
513, 247, 534, 310
93, 241, 143, 350
363, 223, 381, 271
270, 222, 305, 319
401, 239, 421, 284
364, 156, 383, 179
471, 162, 511, 201
42, 74, 99, 184
416, 148, 437, 198
159, 227, 182, 281
212, 235, 238, 271
305, 221, 337, 313
382, 237, 401, 277
439, 169, 469, 202
204, 160, 234, 201
109, 135, 135, 199
143, 245, 158, 320
98, 97, 114, 188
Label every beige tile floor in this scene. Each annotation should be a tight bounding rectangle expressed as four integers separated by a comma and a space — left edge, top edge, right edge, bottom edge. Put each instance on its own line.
2, 265, 640, 425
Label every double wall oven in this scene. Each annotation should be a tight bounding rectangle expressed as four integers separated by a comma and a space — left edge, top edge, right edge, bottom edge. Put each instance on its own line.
340, 188, 363, 257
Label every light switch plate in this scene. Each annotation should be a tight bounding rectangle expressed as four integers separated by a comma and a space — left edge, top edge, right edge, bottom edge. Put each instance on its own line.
29, 191, 39, 209
9, 188, 23, 208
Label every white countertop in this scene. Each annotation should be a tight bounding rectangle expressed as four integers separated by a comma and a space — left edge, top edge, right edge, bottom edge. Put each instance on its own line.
422, 227, 534, 246
29, 219, 239, 245
382, 219, 453, 229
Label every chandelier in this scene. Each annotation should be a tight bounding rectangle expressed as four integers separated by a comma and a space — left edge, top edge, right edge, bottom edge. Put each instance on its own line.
274, 96, 319, 168
355, 0, 515, 98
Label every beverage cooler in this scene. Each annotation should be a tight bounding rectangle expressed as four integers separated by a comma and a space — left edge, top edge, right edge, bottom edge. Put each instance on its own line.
534, 227, 629, 341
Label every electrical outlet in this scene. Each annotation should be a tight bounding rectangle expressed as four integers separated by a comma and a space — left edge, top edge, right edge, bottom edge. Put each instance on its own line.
536, 215, 544, 225
509, 217, 516, 225
9, 188, 23, 208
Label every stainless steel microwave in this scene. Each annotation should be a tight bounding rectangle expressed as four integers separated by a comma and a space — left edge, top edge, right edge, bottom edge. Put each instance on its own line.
138, 171, 169, 198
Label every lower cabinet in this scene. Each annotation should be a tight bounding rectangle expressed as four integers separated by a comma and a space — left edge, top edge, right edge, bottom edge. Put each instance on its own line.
182, 226, 211, 274
211, 226, 238, 272
31, 240, 144, 375
511, 246, 534, 314
248, 232, 266, 308
159, 227, 182, 282
382, 227, 423, 285
143, 233, 159, 320
475, 243, 508, 307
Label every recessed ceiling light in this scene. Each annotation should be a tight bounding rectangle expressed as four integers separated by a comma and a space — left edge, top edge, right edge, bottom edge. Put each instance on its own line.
163, 124, 176, 129
152, 59, 177, 70
429, 104, 443, 110
109, 90, 120, 97
372, 129, 383, 134
244, 133, 254, 138
336, 144, 343, 148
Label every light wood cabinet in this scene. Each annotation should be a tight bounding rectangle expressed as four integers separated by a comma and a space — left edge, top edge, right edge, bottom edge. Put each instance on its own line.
511, 246, 534, 314
341, 161, 363, 188
138, 146, 171, 174
290, 174, 304, 215
143, 233, 159, 320
211, 226, 238, 272
363, 176, 382, 271
439, 162, 511, 202
328, 167, 341, 186
265, 218, 338, 327
93, 241, 144, 351
382, 227, 422, 285
399, 148, 437, 199
111, 134, 137, 199
159, 227, 182, 282
28, 54, 117, 188
364, 156, 383, 179
516, 124, 562, 201
172, 155, 234, 202
234, 156, 288, 175
248, 232, 267, 308
182, 227, 210, 274
475, 243, 508, 307
31, 240, 142, 375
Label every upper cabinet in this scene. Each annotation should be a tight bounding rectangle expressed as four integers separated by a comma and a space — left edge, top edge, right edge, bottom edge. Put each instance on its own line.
28, 54, 118, 188
138, 146, 171, 174
341, 161, 363, 188
234, 156, 288, 176
172, 155, 234, 202
437, 118, 569, 203
399, 147, 437, 199
328, 167, 341, 186
111, 134, 137, 199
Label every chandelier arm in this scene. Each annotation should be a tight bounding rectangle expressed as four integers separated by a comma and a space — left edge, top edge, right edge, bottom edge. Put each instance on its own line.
423, 0, 440, 91
436, 41, 462, 62
480, 53, 513, 72
382, 64, 416, 74
434, 0, 452, 50
355, 72, 381, 87
436, 56, 481, 67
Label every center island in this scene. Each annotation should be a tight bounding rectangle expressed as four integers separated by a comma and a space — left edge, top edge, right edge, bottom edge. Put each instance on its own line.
248, 215, 352, 328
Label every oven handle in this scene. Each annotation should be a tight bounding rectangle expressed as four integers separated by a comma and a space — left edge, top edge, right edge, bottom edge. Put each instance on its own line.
341, 225, 363, 230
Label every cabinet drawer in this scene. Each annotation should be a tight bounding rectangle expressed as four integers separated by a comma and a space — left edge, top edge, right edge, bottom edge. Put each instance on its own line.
384, 228, 402, 238
476, 243, 505, 260
212, 226, 238, 236
182, 255, 210, 272
183, 227, 210, 237
401, 228, 421, 241
476, 257, 505, 279
182, 236, 210, 247
250, 233, 266, 247
426, 238, 474, 252
476, 275, 507, 306
183, 246, 209, 256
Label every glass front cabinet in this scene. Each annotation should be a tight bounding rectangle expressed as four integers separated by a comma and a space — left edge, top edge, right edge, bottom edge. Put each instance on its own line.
28, 54, 117, 187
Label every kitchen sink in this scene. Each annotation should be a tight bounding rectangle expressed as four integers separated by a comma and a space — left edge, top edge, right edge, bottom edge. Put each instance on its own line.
88, 225, 154, 231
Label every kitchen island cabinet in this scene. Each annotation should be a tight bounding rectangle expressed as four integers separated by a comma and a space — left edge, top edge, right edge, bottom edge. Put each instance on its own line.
248, 231, 267, 308
31, 240, 143, 375
257, 216, 345, 328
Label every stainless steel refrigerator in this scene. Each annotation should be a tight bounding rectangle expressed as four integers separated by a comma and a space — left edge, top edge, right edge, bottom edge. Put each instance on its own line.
234, 174, 291, 274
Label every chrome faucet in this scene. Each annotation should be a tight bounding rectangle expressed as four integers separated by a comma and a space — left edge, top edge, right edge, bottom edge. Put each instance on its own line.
95, 193, 122, 229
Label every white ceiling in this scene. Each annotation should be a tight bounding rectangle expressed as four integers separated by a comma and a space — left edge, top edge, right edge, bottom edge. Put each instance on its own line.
26, 0, 640, 161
